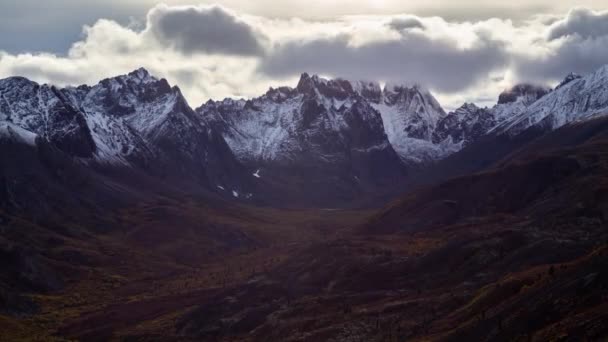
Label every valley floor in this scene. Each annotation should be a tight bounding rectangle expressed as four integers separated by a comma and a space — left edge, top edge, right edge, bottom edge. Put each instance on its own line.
2, 194, 607, 341
0, 200, 374, 341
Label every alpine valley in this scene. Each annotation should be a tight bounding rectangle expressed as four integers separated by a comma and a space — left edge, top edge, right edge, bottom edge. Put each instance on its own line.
2, 64, 608, 341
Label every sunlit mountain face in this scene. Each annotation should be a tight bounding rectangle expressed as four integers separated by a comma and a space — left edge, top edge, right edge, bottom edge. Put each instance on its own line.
1, 2, 608, 341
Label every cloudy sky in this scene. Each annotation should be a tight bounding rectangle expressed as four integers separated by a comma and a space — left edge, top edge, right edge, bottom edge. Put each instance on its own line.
1, 1, 608, 110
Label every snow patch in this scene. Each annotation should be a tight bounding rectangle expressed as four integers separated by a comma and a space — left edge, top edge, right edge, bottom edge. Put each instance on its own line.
351, 141, 389, 153
494, 65, 608, 135
0, 122, 37, 146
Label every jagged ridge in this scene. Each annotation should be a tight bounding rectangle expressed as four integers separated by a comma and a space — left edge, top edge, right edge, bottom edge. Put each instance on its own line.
0, 68, 251, 198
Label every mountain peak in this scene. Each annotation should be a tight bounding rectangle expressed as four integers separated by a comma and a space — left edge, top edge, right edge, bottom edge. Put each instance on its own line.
295, 72, 329, 95
129, 67, 150, 77
556, 72, 583, 90
126, 67, 157, 84
295, 73, 358, 100
296, 72, 314, 93
456, 102, 480, 112
497, 83, 550, 105
353, 80, 382, 103
384, 82, 426, 93
295, 72, 328, 89
493, 63, 608, 136
0, 76, 39, 89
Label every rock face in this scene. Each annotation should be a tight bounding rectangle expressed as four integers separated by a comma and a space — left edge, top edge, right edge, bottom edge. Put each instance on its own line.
431, 84, 550, 150
497, 84, 550, 105
197, 67, 608, 169
363, 82, 448, 163
433, 103, 496, 147
3, 65, 608, 206
197, 74, 408, 205
197, 74, 449, 167
555, 72, 582, 90
0, 77, 96, 158
65, 68, 253, 192
199, 74, 397, 164
0, 68, 250, 198
495, 66, 608, 135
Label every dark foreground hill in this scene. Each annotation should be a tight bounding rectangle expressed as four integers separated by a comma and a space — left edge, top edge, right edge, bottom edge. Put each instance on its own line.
3, 65, 608, 341
162, 116, 608, 341
2, 119, 607, 341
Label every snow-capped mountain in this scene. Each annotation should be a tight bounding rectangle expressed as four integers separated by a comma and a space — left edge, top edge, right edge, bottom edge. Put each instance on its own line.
0, 68, 250, 196
495, 66, 608, 135
196, 67, 608, 170
492, 84, 551, 124
431, 84, 551, 150
198, 73, 397, 163
359, 82, 449, 163
496, 84, 550, 107
197, 73, 407, 203
432, 102, 495, 148
555, 73, 582, 90
433, 65, 608, 153
198, 74, 449, 165
4, 64, 608, 206
0, 76, 97, 158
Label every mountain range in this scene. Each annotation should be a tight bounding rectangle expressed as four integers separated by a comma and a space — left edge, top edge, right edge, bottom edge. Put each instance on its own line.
2, 64, 608, 341
3, 65, 608, 208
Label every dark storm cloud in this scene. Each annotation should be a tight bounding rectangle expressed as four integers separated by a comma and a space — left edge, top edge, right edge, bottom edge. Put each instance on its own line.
387, 17, 425, 31
513, 36, 608, 82
513, 8, 608, 82
147, 5, 265, 56
548, 8, 608, 40
258, 34, 509, 93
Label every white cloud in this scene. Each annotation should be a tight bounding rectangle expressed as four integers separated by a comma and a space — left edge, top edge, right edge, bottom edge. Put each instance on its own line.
510, 8, 608, 84
548, 8, 608, 40
0, 5, 271, 104
0, 4, 607, 111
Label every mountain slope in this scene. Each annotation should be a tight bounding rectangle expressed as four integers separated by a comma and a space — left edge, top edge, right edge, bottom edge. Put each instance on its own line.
496, 65, 608, 135
366, 115, 608, 234
2, 64, 608, 341
0, 77, 96, 158
198, 74, 409, 206
0, 69, 252, 200
4, 65, 608, 208
143, 116, 608, 342
199, 74, 399, 163
405, 65, 608, 191
361, 82, 449, 163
